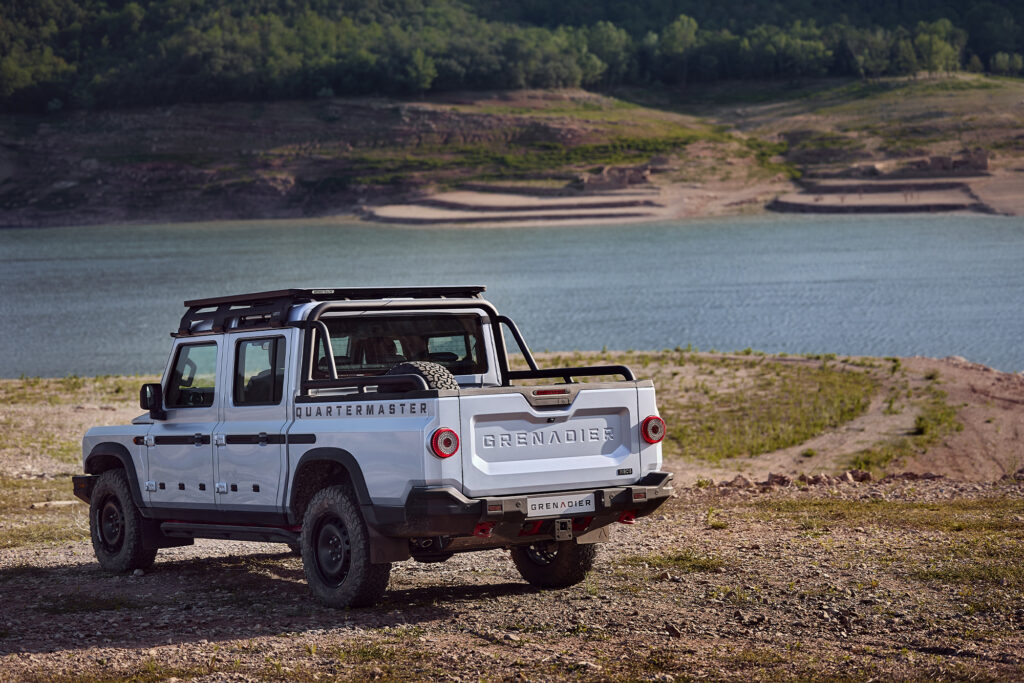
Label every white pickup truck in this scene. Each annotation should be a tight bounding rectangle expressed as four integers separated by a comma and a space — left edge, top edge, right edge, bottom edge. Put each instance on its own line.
74, 286, 672, 607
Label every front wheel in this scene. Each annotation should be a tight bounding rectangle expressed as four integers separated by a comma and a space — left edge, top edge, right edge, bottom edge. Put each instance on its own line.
89, 469, 157, 573
510, 541, 597, 588
301, 485, 391, 608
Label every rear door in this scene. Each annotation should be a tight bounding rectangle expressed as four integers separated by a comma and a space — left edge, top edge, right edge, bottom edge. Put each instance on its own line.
213, 333, 291, 513
458, 385, 641, 498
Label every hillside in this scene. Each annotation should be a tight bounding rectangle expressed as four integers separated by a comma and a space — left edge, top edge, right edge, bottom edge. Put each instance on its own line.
2, 75, 1024, 227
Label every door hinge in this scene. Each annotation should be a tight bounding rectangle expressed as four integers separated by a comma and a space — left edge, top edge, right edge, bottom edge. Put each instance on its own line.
215, 482, 227, 494
144, 480, 157, 492
213, 434, 226, 447
143, 435, 155, 447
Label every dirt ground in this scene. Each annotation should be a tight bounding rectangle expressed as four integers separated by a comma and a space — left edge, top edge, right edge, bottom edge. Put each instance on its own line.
1, 356, 1022, 680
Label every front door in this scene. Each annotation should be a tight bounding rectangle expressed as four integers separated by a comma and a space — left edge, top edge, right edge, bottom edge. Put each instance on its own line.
213, 334, 290, 515
146, 340, 220, 507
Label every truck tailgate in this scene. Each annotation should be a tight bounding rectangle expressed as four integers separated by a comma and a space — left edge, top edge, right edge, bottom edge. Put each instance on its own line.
458, 386, 640, 497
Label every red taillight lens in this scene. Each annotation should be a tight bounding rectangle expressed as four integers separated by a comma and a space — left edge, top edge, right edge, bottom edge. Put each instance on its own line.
431, 428, 459, 458
641, 415, 666, 444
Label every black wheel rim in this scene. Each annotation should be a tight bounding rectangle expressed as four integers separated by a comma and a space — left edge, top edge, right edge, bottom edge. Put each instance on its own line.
98, 498, 124, 552
315, 517, 351, 587
525, 542, 558, 566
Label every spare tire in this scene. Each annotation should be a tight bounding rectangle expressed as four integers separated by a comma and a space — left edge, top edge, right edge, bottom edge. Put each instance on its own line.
385, 360, 459, 391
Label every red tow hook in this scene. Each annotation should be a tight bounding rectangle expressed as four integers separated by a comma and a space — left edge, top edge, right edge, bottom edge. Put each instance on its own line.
618, 510, 637, 525
474, 522, 495, 538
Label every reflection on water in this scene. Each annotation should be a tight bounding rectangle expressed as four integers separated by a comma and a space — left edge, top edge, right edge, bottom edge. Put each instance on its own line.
0, 213, 1022, 377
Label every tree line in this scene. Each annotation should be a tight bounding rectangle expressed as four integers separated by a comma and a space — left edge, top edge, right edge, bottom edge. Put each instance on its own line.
2, 0, 1022, 113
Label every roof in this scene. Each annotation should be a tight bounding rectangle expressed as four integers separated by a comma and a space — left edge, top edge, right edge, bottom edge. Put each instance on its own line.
176, 286, 488, 337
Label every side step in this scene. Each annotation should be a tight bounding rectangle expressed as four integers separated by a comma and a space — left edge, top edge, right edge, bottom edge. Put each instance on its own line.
160, 522, 299, 544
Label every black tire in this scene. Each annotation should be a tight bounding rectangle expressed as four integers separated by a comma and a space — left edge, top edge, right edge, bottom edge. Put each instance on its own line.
301, 485, 391, 608
510, 541, 597, 589
385, 361, 459, 390
89, 469, 157, 573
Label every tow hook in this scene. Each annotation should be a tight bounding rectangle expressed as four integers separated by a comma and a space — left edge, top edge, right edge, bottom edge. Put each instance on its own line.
473, 522, 495, 538
618, 510, 637, 525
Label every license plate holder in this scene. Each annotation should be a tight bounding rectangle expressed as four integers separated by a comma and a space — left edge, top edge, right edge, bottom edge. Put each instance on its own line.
526, 492, 596, 518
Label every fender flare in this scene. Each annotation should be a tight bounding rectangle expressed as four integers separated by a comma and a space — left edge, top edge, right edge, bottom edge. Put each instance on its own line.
288, 447, 371, 516
84, 442, 146, 510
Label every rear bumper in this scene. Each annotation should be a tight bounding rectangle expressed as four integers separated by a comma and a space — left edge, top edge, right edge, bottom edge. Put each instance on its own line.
367, 471, 674, 538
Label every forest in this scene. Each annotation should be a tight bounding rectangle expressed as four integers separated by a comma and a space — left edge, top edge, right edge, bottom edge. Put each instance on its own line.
2, 0, 1022, 112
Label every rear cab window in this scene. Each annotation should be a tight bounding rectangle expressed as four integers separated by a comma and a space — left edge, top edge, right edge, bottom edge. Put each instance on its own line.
314, 313, 488, 379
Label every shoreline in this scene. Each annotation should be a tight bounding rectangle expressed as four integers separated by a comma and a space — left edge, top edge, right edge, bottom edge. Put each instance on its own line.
4, 167, 1022, 231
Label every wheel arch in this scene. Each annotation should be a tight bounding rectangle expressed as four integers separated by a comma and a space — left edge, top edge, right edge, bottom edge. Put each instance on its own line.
288, 448, 371, 526
84, 442, 145, 509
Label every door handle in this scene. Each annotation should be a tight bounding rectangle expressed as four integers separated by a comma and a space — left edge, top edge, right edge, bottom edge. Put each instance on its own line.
213, 434, 226, 447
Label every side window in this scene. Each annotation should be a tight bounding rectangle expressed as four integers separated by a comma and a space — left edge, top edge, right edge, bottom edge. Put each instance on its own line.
166, 343, 218, 408
234, 337, 286, 406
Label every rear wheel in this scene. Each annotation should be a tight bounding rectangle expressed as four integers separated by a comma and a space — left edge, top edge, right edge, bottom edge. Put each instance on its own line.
510, 540, 596, 588
301, 485, 391, 608
89, 469, 157, 573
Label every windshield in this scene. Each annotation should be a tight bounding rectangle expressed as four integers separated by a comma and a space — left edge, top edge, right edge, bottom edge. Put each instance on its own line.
314, 313, 488, 377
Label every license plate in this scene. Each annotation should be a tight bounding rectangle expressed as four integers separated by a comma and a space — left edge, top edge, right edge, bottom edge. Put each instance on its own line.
526, 493, 596, 518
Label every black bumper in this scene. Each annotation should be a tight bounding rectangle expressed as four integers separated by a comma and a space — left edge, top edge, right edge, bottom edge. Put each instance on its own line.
367, 471, 674, 538
72, 475, 98, 504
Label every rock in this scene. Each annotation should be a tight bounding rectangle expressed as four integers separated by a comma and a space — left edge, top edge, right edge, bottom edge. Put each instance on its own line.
655, 570, 673, 581
848, 469, 872, 482
841, 471, 856, 484
1014, 468, 1024, 481
808, 474, 827, 486
665, 622, 682, 638
132, 568, 145, 577
767, 473, 791, 487
727, 474, 753, 488
503, 633, 521, 643
28, 500, 80, 509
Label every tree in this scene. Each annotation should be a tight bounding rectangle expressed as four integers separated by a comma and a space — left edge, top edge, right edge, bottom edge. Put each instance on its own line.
585, 20, 631, 85
891, 37, 918, 76
657, 14, 699, 83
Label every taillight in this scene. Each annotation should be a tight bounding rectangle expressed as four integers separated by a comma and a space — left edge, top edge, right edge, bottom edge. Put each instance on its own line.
641, 415, 666, 444
430, 428, 459, 458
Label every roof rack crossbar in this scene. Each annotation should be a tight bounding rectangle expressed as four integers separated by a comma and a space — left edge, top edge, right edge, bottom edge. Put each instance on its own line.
183, 286, 485, 310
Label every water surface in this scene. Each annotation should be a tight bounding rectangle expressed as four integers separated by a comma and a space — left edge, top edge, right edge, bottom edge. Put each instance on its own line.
1, 213, 1021, 377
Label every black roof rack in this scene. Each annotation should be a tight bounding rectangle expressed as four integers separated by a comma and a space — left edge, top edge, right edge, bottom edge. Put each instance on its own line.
176, 286, 487, 337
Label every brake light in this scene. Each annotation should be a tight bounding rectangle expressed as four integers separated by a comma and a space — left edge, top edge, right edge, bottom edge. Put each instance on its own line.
430, 428, 459, 458
641, 415, 666, 444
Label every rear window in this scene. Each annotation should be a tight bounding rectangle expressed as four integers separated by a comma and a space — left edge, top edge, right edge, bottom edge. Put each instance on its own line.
314, 314, 487, 377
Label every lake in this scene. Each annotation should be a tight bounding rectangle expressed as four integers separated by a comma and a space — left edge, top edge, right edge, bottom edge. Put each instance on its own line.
1, 213, 1022, 378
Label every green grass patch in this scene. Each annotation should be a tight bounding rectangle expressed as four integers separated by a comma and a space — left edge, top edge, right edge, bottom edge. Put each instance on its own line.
750, 497, 1024, 534
620, 548, 727, 573
850, 387, 962, 473
666, 361, 877, 463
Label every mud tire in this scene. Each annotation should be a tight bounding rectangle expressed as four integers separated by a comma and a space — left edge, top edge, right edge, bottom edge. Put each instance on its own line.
385, 361, 459, 390
89, 469, 157, 573
301, 485, 391, 608
510, 540, 597, 588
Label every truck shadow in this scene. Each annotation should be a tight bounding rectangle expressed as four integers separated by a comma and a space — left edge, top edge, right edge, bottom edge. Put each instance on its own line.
0, 549, 537, 656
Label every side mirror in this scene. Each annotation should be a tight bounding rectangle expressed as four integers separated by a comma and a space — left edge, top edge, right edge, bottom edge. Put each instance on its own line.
139, 383, 167, 421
